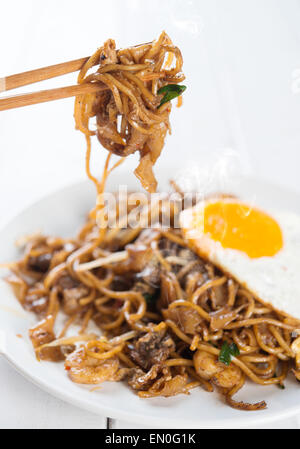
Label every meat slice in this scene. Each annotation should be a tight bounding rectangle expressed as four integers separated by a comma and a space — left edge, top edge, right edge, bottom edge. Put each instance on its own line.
165, 307, 203, 335
24, 293, 49, 315
61, 285, 89, 315
144, 373, 189, 398
29, 315, 64, 362
56, 274, 89, 315
128, 365, 161, 391
129, 329, 175, 370
27, 253, 52, 273
158, 239, 209, 284
115, 229, 161, 274
114, 229, 162, 288
100, 39, 118, 64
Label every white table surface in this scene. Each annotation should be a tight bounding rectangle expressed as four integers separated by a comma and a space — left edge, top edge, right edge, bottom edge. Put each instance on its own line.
1, 0, 300, 429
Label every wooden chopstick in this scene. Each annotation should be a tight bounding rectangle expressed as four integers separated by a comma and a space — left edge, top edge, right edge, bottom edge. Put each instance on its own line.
0, 42, 150, 111
0, 40, 153, 112
0, 82, 107, 111
0, 54, 104, 111
0, 56, 93, 92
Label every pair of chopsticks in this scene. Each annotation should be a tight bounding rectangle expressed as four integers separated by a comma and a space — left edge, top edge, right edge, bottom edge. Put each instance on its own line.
0, 56, 107, 111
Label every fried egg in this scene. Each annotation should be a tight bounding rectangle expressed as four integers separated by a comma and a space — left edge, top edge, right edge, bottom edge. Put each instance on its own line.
180, 197, 300, 319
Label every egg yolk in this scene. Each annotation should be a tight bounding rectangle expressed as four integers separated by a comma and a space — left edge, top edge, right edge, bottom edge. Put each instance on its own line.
202, 201, 283, 258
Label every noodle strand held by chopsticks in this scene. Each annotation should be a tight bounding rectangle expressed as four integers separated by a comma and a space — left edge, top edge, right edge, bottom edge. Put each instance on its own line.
74, 31, 186, 194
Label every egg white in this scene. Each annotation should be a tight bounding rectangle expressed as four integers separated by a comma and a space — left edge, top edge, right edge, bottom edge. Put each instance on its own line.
180, 203, 300, 320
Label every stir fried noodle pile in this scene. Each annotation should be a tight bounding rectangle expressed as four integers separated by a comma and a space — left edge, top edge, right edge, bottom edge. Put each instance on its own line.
6, 189, 300, 410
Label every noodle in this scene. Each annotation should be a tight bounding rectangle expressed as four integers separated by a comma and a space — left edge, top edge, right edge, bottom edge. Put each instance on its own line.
74, 31, 185, 194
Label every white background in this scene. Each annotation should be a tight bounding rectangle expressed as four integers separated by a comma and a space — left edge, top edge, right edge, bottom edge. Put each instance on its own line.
0, 0, 300, 429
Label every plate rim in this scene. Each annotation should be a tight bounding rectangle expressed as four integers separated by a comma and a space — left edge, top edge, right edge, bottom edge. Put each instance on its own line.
2, 349, 300, 429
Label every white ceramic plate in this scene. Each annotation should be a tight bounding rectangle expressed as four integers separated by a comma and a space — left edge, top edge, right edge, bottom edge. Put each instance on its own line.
0, 170, 300, 429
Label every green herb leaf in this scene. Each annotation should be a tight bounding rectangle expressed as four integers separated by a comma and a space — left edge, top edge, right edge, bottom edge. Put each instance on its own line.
218, 342, 240, 366
143, 293, 156, 305
157, 84, 187, 109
